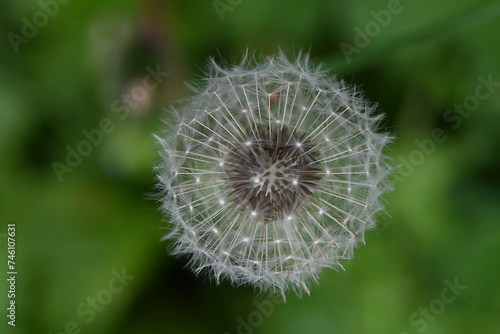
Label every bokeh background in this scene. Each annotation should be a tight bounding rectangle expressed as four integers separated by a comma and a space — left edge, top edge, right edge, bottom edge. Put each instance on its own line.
1, 0, 500, 333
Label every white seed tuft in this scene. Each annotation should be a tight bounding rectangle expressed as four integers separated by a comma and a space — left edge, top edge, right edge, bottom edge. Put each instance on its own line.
155, 51, 393, 299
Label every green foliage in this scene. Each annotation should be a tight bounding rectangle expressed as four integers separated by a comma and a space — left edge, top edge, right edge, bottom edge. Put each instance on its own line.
1, 0, 499, 333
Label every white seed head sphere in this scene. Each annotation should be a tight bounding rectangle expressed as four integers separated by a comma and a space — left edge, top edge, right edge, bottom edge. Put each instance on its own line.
155, 51, 392, 297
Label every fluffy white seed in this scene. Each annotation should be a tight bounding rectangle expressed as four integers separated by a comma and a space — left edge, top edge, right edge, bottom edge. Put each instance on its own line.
155, 51, 393, 298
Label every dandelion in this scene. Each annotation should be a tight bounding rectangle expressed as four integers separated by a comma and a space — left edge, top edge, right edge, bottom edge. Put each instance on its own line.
155, 51, 392, 297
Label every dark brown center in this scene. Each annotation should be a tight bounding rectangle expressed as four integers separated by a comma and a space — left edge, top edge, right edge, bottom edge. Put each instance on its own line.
225, 125, 321, 221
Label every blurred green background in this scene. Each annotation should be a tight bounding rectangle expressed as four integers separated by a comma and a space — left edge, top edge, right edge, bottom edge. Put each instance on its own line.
1, 0, 500, 333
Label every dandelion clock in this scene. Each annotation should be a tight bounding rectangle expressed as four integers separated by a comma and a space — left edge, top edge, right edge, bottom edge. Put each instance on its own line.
155, 51, 392, 297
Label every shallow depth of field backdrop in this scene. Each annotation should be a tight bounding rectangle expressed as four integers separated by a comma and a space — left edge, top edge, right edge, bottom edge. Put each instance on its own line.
1, 0, 500, 333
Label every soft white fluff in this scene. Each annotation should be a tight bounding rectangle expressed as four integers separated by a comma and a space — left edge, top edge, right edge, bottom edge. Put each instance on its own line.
155, 51, 393, 298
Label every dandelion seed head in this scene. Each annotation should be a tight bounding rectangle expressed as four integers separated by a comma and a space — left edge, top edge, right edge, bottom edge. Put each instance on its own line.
155, 50, 393, 298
